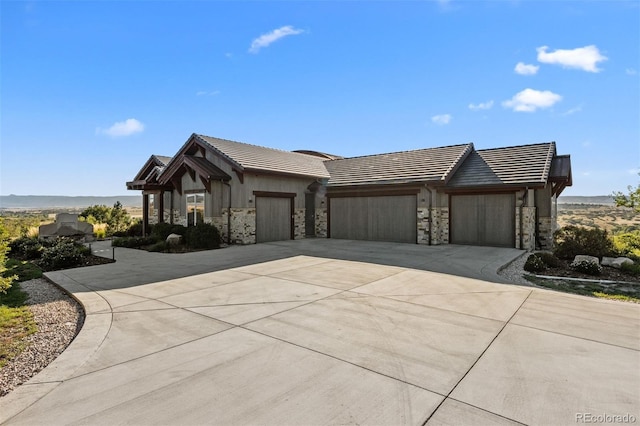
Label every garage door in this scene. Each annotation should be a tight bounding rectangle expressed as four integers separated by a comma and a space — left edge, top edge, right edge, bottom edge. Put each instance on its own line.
450, 193, 515, 247
330, 195, 417, 243
256, 196, 292, 243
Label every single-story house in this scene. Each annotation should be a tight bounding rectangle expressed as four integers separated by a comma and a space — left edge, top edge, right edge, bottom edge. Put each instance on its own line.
127, 133, 572, 250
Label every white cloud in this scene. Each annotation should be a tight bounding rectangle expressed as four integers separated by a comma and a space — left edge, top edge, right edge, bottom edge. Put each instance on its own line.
196, 90, 220, 96
626, 68, 638, 75
249, 26, 304, 54
97, 118, 144, 137
468, 100, 494, 111
514, 62, 539, 75
563, 104, 583, 116
536, 45, 607, 72
502, 88, 562, 112
431, 114, 452, 125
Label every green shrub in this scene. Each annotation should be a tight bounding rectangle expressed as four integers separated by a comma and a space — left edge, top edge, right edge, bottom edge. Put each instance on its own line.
553, 226, 615, 260
612, 231, 640, 261
535, 251, 563, 268
184, 223, 221, 249
524, 254, 546, 273
125, 220, 144, 237
147, 241, 169, 252
620, 262, 640, 277
40, 238, 89, 270
151, 223, 186, 241
111, 236, 157, 248
570, 259, 602, 276
9, 237, 43, 260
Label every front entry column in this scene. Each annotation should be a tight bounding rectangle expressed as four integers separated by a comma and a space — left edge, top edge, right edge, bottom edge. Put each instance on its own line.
142, 193, 149, 236
158, 191, 164, 223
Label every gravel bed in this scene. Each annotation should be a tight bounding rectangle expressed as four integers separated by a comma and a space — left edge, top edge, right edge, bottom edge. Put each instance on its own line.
0, 278, 84, 397
497, 252, 534, 286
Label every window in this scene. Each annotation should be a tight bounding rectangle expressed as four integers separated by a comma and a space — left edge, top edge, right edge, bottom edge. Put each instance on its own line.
186, 193, 204, 226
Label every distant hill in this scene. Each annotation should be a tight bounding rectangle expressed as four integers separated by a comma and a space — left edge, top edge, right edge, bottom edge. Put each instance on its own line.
558, 195, 614, 205
0, 195, 142, 209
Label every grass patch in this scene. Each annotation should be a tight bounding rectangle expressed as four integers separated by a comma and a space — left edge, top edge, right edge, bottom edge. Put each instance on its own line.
3, 258, 43, 282
0, 283, 36, 368
526, 275, 640, 303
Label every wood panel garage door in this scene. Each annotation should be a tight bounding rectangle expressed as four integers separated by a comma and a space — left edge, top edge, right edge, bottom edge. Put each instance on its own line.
330, 195, 417, 243
256, 196, 292, 243
450, 193, 515, 247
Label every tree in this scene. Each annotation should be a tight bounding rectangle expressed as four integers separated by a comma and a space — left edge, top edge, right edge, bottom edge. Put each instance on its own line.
106, 202, 132, 235
79, 205, 111, 224
612, 173, 640, 212
0, 218, 17, 293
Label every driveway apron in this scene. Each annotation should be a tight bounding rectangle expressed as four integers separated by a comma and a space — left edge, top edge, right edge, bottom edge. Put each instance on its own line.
1, 239, 638, 425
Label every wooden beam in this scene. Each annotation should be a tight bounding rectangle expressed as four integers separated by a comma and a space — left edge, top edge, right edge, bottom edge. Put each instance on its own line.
234, 169, 244, 184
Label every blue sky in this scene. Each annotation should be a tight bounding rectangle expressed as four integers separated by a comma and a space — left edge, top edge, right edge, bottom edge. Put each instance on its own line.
2, 0, 638, 197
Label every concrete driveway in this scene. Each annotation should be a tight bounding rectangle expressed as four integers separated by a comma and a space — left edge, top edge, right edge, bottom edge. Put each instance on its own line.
1, 239, 638, 425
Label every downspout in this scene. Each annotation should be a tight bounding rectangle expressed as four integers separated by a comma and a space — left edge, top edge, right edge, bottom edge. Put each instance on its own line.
222, 180, 231, 245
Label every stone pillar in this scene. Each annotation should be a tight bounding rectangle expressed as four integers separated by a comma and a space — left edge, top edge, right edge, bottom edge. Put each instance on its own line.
294, 209, 306, 239
429, 207, 449, 245
315, 208, 327, 238
417, 207, 430, 245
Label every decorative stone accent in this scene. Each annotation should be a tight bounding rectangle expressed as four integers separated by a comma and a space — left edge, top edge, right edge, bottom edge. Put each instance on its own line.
315, 208, 327, 238
516, 206, 536, 250
166, 233, 182, 245
417, 207, 430, 245
612, 257, 634, 269
222, 208, 256, 244
537, 216, 555, 251
430, 207, 449, 245
573, 255, 599, 266
294, 209, 306, 240
602, 257, 615, 267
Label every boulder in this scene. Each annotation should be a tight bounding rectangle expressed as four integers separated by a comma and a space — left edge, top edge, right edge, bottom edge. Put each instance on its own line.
166, 233, 182, 246
572, 255, 599, 266
601, 257, 616, 267
612, 257, 634, 269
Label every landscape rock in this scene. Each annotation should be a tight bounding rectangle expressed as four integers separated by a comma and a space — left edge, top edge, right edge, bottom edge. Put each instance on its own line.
166, 233, 182, 245
601, 257, 616, 267
612, 257, 634, 269
572, 255, 599, 266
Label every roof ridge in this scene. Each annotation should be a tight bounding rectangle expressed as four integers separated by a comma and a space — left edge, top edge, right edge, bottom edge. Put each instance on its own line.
328, 143, 473, 163
476, 141, 554, 152
196, 133, 313, 157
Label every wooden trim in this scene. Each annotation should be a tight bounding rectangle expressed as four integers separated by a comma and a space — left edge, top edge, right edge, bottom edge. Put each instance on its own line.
327, 188, 420, 198
234, 169, 244, 184
253, 191, 296, 198
444, 185, 544, 195
327, 197, 331, 239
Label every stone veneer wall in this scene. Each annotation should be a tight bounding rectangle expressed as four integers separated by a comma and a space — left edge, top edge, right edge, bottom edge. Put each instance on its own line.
516, 206, 536, 250
221, 208, 256, 244
417, 207, 430, 245
315, 208, 327, 238
430, 207, 449, 245
294, 209, 306, 240
537, 217, 555, 251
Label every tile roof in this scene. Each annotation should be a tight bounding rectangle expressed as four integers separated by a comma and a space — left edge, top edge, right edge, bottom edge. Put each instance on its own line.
447, 142, 556, 188
194, 134, 330, 179
325, 143, 473, 187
